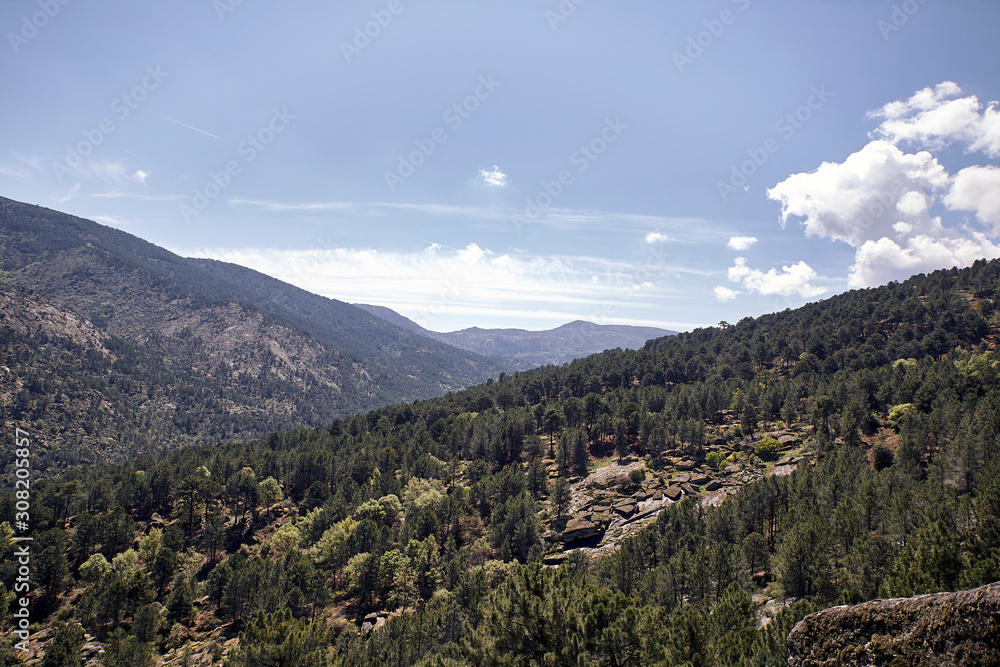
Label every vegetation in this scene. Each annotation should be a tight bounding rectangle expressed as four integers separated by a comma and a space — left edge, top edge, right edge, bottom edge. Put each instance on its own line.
0, 197, 506, 468
1, 257, 998, 665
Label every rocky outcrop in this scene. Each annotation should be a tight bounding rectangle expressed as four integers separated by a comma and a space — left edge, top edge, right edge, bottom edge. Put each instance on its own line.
562, 518, 602, 543
787, 582, 1000, 667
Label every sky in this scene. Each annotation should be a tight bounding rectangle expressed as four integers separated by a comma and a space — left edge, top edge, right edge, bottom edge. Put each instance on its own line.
2, 1, 999, 333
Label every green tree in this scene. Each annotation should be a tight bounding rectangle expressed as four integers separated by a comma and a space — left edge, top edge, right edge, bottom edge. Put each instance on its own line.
550, 477, 571, 520
228, 608, 333, 667
40, 622, 84, 667
102, 628, 152, 667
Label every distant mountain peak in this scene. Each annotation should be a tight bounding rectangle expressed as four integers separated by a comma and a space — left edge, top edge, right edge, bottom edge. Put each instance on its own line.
356, 304, 677, 368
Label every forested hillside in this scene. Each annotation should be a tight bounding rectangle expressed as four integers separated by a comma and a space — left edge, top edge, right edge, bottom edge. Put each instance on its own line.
0, 197, 506, 466
1, 260, 998, 666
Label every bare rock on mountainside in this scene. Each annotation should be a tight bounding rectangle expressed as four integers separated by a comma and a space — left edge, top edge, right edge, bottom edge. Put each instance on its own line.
787, 582, 1000, 667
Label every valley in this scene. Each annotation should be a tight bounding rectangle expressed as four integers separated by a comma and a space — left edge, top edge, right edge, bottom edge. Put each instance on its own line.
1, 240, 997, 665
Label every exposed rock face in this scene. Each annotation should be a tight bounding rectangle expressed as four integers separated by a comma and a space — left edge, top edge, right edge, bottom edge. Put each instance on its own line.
562, 518, 601, 543
787, 582, 1000, 667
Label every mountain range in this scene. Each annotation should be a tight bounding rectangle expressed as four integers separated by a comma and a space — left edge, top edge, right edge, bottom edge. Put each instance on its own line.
0, 196, 507, 464
353, 303, 676, 367
0, 196, 675, 467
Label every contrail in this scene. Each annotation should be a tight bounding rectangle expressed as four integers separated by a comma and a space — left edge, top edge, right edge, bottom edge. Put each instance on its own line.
150, 112, 218, 138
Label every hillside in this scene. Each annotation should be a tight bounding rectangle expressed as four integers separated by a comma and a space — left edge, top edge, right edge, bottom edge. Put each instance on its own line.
0, 197, 506, 465
1, 260, 998, 665
355, 303, 677, 367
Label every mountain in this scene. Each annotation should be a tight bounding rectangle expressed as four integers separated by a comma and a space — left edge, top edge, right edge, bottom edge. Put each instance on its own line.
354, 303, 677, 367
0, 196, 506, 465
4, 259, 998, 665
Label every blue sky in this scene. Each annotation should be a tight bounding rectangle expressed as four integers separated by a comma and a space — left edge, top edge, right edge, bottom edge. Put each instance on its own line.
2, 1, 999, 332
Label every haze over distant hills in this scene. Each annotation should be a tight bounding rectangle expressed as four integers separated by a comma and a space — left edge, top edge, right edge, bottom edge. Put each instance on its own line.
354, 303, 677, 367
0, 196, 506, 464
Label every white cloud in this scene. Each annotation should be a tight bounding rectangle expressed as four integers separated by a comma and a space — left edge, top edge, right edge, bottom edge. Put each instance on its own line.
229, 197, 724, 244
869, 81, 1000, 157
767, 82, 1000, 290
186, 243, 689, 331
0, 164, 32, 179
727, 236, 758, 251
55, 159, 130, 184
479, 165, 508, 188
645, 231, 669, 244
133, 169, 149, 184
727, 257, 826, 299
713, 285, 739, 302
850, 234, 1000, 289
945, 165, 1000, 232
767, 140, 950, 247
91, 191, 184, 201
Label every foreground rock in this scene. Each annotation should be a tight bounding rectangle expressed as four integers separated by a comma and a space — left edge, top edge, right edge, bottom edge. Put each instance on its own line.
787, 582, 1000, 667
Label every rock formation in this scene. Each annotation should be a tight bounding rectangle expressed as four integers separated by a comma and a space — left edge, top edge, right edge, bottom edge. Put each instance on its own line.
787, 582, 1000, 667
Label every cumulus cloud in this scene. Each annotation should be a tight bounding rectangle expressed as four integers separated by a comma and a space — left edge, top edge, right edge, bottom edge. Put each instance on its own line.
133, 169, 149, 184
727, 257, 826, 299
727, 236, 758, 251
479, 165, 508, 188
945, 165, 1000, 232
767, 82, 1000, 289
869, 81, 1000, 157
713, 285, 739, 302
850, 234, 1000, 289
767, 140, 950, 246
645, 231, 669, 243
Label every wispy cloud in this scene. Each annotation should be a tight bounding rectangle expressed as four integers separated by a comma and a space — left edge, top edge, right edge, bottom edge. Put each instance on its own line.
51, 183, 81, 203
92, 191, 185, 201
185, 242, 695, 330
228, 197, 721, 243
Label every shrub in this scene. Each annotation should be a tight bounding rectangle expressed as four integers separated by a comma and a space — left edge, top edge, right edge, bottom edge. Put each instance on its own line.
754, 437, 780, 461
706, 451, 726, 470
